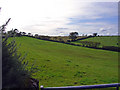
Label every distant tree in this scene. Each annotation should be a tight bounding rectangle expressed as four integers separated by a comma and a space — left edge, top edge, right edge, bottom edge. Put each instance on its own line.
35, 34, 39, 37
14, 29, 19, 33
28, 33, 32, 36
7, 29, 14, 37
69, 32, 78, 41
16, 32, 22, 37
7, 28, 19, 37
22, 32, 26, 35
23, 32, 26, 35
93, 33, 97, 36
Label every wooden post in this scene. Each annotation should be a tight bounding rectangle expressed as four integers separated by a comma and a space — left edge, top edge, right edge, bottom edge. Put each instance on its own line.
116, 86, 119, 90
41, 85, 44, 90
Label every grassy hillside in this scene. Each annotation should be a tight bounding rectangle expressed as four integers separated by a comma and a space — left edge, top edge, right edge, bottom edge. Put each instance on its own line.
9, 36, 118, 87
72, 36, 119, 47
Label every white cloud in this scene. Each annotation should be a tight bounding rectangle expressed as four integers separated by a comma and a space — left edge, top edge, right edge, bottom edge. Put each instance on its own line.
100, 28, 107, 32
0, 0, 118, 36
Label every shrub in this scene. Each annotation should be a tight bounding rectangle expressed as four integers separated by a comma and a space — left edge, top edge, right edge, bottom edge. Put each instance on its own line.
102, 46, 120, 52
1, 19, 38, 89
2, 36, 30, 88
80, 41, 100, 48
2, 36, 39, 89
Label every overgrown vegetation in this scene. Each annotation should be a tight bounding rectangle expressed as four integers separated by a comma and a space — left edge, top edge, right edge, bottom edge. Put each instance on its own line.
2, 36, 30, 89
1, 19, 38, 89
78, 41, 101, 48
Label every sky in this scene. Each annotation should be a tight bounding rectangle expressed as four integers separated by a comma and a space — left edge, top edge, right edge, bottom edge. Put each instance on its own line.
0, 0, 119, 36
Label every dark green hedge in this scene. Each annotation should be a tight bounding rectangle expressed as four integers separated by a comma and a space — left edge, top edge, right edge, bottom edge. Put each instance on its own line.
80, 41, 101, 48
102, 46, 120, 52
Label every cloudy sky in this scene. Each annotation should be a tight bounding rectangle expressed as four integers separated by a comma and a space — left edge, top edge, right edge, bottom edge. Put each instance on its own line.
0, 0, 119, 36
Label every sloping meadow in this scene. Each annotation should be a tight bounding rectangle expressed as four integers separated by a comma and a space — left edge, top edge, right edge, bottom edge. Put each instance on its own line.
9, 36, 118, 87
73, 36, 119, 47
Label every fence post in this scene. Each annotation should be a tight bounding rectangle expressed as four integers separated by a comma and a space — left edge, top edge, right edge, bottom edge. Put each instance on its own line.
41, 85, 44, 90
116, 86, 119, 90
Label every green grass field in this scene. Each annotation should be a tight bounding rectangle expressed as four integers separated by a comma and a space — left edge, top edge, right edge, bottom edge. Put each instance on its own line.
9, 36, 118, 88
72, 36, 119, 47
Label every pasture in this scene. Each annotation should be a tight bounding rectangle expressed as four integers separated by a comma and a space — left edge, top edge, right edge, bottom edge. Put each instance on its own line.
9, 36, 118, 88
72, 36, 119, 47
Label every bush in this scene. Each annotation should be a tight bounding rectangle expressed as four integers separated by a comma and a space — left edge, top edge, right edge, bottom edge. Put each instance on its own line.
80, 41, 100, 48
1, 19, 38, 89
102, 46, 120, 52
2, 36, 31, 89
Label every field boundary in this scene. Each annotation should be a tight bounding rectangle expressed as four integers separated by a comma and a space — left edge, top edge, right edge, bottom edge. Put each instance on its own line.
28, 36, 120, 52
6, 35, 119, 52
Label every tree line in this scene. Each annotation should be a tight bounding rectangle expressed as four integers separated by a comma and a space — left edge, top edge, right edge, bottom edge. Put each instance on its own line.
3, 28, 98, 43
